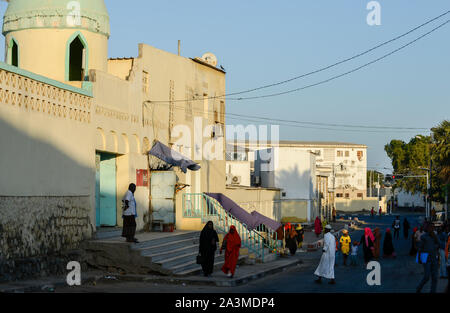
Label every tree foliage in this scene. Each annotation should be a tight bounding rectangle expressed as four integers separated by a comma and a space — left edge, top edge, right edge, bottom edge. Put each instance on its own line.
384, 120, 449, 203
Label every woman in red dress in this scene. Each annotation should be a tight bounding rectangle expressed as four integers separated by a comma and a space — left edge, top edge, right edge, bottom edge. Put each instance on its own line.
314, 217, 322, 238
220, 225, 242, 278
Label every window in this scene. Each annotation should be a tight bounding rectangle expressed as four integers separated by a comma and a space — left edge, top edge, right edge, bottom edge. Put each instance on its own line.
203, 94, 209, 119
8, 38, 19, 67
345, 193, 350, 198
357, 193, 363, 198
345, 151, 349, 157
337, 150, 343, 157
336, 193, 343, 198
11, 40, 18, 67
357, 150, 364, 160
142, 71, 149, 94
68, 35, 86, 81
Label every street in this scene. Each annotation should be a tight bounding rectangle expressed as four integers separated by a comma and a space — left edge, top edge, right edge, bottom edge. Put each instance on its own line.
56, 213, 447, 293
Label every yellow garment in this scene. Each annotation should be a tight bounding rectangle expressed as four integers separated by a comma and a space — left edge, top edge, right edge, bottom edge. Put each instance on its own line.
340, 235, 351, 255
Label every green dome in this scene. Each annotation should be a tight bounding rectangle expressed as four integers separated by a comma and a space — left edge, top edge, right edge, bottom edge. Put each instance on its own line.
3, 0, 110, 37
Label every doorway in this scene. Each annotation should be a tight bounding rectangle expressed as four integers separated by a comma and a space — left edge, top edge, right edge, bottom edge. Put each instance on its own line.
151, 171, 176, 225
96, 152, 117, 227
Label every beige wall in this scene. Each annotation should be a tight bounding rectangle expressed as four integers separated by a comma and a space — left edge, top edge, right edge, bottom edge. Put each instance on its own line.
225, 187, 281, 222
280, 200, 309, 222
336, 197, 387, 213
1, 39, 227, 233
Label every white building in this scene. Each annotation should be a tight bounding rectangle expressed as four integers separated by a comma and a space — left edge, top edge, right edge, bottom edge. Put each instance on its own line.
254, 147, 318, 222
231, 140, 368, 201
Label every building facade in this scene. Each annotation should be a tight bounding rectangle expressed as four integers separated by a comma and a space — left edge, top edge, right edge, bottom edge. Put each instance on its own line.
0, 0, 228, 278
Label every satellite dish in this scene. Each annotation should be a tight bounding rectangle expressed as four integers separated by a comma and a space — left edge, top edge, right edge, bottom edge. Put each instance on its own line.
202, 53, 218, 67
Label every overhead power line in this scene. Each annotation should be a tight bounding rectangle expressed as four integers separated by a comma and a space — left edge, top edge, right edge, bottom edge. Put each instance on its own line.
227, 19, 450, 100
148, 101, 430, 132
149, 10, 450, 104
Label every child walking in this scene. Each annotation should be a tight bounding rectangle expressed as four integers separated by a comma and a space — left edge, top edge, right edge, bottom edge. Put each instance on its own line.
350, 241, 359, 266
339, 230, 352, 266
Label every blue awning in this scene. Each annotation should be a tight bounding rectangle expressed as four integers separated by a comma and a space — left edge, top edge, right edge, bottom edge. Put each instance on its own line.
148, 141, 201, 173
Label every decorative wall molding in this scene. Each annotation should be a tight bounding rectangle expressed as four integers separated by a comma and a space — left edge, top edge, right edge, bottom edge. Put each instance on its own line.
95, 104, 129, 121
0, 68, 92, 123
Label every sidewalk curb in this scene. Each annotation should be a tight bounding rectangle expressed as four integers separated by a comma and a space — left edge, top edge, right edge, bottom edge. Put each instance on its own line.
113, 258, 304, 287
0, 273, 103, 293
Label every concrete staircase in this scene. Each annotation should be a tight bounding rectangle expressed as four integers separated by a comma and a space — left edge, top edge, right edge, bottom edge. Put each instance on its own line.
84, 231, 249, 277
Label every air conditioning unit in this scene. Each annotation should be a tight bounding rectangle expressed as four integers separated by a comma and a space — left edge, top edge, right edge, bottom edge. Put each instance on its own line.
231, 175, 241, 185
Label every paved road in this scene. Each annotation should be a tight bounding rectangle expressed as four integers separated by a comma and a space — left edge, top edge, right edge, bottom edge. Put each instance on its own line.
56, 213, 447, 293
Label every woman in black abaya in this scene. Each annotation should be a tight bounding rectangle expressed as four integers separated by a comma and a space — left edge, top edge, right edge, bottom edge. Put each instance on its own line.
199, 221, 219, 277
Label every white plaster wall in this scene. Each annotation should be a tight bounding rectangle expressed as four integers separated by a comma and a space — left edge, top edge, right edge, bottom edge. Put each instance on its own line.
226, 161, 251, 187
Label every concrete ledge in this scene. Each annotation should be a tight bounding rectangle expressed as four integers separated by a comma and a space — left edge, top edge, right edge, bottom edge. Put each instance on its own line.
112, 257, 304, 287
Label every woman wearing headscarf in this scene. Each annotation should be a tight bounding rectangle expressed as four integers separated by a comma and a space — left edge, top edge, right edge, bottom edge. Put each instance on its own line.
360, 228, 375, 265
286, 227, 298, 256
403, 218, 410, 240
220, 225, 241, 278
314, 216, 322, 238
383, 228, 396, 258
199, 221, 219, 277
373, 228, 382, 259
296, 225, 305, 249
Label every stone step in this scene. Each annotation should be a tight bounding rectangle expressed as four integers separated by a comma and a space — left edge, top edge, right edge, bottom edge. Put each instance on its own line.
157, 251, 200, 268
135, 237, 199, 255
170, 253, 225, 275
94, 229, 122, 240
146, 244, 200, 262
132, 232, 200, 250
173, 255, 248, 276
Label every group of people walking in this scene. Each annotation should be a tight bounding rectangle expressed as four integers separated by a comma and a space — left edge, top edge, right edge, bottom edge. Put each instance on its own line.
314, 215, 450, 293
198, 221, 242, 278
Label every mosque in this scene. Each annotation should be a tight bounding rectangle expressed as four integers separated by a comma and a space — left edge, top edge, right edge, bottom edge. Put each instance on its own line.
0, 0, 233, 270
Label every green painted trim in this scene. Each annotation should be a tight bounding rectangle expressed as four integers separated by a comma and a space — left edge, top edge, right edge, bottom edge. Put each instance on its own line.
65, 31, 89, 82
7, 37, 20, 67
0, 61, 93, 97
2, 25, 110, 39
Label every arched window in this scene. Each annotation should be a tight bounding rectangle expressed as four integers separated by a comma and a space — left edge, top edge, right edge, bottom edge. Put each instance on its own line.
8, 38, 19, 67
66, 32, 89, 81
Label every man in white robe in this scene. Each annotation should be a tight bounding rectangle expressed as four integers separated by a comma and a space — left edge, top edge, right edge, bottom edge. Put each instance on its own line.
314, 224, 336, 284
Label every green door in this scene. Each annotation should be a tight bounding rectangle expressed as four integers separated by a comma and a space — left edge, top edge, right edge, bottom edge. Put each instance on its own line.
96, 153, 117, 227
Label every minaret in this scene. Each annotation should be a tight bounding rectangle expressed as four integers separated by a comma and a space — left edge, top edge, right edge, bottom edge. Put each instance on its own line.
2, 0, 110, 83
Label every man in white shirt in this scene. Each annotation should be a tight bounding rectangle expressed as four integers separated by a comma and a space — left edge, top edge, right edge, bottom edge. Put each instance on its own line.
122, 183, 139, 243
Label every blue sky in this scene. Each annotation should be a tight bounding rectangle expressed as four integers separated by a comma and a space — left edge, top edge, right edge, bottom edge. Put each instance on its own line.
1, 0, 449, 173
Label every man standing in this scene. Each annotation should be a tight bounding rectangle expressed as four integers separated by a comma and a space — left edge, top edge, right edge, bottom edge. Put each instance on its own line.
393, 216, 401, 240
332, 207, 337, 223
314, 225, 336, 284
379, 206, 382, 217
122, 183, 139, 243
371, 207, 375, 218
416, 224, 440, 293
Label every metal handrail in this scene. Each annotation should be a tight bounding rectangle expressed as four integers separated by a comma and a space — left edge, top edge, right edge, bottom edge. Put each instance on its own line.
183, 193, 278, 261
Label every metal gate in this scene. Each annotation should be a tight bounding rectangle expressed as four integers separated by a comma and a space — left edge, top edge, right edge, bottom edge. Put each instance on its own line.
151, 171, 176, 224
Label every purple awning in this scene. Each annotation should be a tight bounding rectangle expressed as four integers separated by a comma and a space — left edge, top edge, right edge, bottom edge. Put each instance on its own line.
251, 211, 282, 232
148, 141, 201, 173
205, 193, 280, 231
